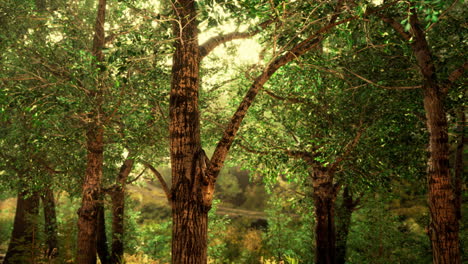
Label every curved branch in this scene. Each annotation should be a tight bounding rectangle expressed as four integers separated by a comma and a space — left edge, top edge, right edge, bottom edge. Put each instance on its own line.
143, 162, 171, 202
199, 19, 275, 60
207, 1, 397, 180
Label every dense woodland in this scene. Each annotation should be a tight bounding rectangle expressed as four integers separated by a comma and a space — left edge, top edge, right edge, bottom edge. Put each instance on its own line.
0, 0, 466, 263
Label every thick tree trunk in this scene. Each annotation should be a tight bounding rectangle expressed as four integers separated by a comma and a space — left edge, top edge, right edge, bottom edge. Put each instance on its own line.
41, 186, 58, 259
335, 186, 358, 264
172, 187, 209, 264
97, 201, 110, 264
170, 1, 213, 263
407, 10, 460, 264
312, 169, 338, 264
110, 158, 134, 264
4, 189, 40, 264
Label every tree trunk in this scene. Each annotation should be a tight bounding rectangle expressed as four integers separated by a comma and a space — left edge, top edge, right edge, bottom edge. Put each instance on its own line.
172, 187, 209, 264
76, 0, 107, 262
423, 83, 460, 264
407, 10, 460, 264
97, 201, 110, 264
41, 186, 58, 259
4, 189, 40, 264
312, 169, 338, 264
76, 127, 104, 264
110, 189, 124, 264
170, 1, 212, 263
335, 186, 358, 264
453, 109, 464, 221
110, 158, 134, 264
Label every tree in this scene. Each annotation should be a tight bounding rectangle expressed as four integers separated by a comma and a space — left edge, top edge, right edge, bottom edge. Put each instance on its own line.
370, 2, 466, 262
75, 0, 108, 262
164, 0, 359, 262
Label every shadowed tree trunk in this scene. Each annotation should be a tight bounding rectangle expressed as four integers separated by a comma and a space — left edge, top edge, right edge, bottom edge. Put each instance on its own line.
311, 169, 338, 264
76, 0, 107, 262
453, 109, 464, 221
97, 200, 110, 264
286, 128, 363, 264
4, 188, 40, 264
335, 185, 360, 264
41, 186, 58, 259
110, 158, 134, 264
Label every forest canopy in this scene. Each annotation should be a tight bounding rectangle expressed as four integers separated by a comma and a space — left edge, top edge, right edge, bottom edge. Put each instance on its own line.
0, 0, 466, 263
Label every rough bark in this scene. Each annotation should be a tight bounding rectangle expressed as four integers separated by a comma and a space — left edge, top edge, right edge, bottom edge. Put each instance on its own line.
380, 8, 461, 263
76, 0, 107, 263
41, 186, 58, 259
110, 158, 134, 264
97, 201, 110, 264
407, 9, 460, 264
335, 186, 359, 264
4, 189, 40, 264
170, 1, 210, 263
311, 169, 338, 264
77, 126, 104, 264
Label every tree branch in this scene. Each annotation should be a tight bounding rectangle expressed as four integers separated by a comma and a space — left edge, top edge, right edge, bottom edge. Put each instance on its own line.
126, 168, 146, 185
208, 2, 357, 180
143, 161, 171, 202
377, 14, 412, 41
425, 0, 460, 32
344, 67, 422, 89
264, 89, 310, 104
199, 19, 275, 60
329, 125, 366, 172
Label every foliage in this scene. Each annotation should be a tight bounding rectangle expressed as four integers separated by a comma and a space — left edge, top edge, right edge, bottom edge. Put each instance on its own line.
262, 192, 314, 263
346, 195, 431, 264
208, 199, 231, 262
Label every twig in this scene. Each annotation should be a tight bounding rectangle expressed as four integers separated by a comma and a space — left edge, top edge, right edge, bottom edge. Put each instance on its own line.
344, 68, 422, 90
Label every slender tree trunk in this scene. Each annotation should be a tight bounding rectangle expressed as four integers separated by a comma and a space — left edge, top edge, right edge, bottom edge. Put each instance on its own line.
335, 186, 358, 264
407, 10, 460, 264
41, 186, 58, 259
97, 201, 110, 264
77, 127, 104, 264
110, 190, 124, 264
4, 189, 40, 264
453, 109, 464, 221
423, 83, 460, 264
76, 0, 107, 263
110, 158, 134, 264
312, 169, 338, 264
